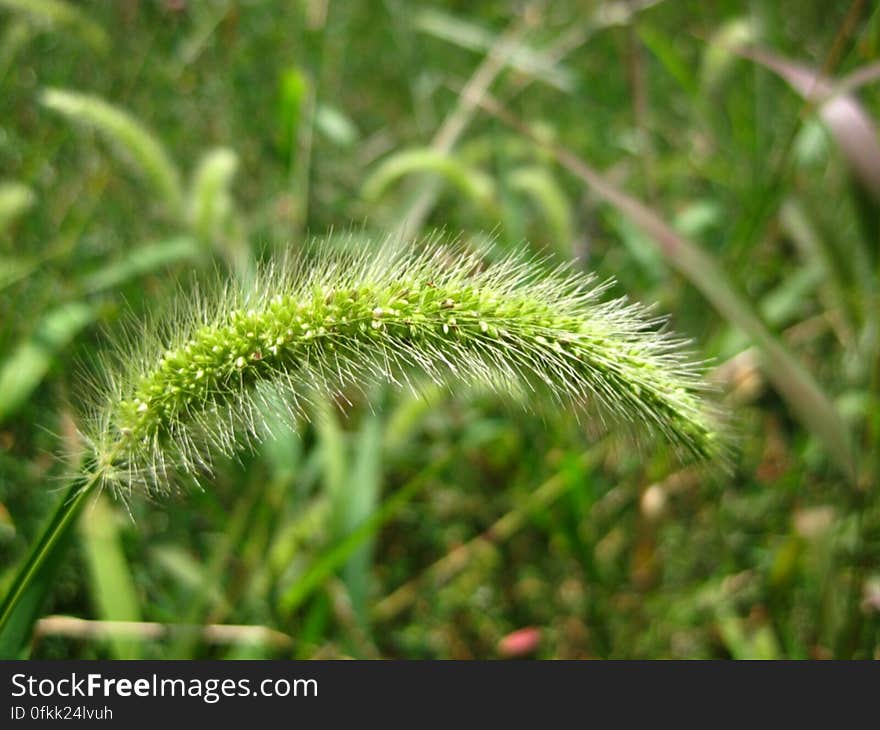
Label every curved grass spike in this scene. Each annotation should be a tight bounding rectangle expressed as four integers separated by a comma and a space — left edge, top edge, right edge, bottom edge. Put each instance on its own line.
84, 238, 721, 496
363, 148, 499, 219
0, 237, 723, 652
0, 0, 109, 53
188, 147, 239, 243
41, 88, 184, 217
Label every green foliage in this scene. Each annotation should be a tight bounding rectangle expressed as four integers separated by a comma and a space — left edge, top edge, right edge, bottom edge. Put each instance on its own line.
2, 0, 879, 660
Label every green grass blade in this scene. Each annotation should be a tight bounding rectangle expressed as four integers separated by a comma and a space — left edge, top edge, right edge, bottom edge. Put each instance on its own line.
508, 166, 574, 255
78, 494, 143, 659
0, 474, 96, 658
638, 24, 699, 97
340, 414, 382, 626
79, 236, 202, 294
276, 68, 308, 171
414, 8, 575, 92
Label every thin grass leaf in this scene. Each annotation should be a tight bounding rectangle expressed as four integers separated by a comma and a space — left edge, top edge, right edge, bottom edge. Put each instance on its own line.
373, 446, 601, 623
779, 199, 858, 331
638, 24, 699, 97
79, 236, 202, 294
414, 8, 575, 92
316, 398, 347, 522
340, 413, 382, 626
279, 454, 450, 615
276, 68, 308, 170
389, 12, 535, 242
0, 476, 93, 658
149, 546, 229, 617
716, 266, 822, 358
78, 494, 143, 659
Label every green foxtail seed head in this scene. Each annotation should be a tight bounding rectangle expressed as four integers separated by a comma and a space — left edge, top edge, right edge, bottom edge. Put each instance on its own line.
83, 237, 722, 496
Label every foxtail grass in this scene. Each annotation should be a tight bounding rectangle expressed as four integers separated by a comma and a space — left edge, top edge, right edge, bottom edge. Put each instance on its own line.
82, 238, 721, 497
0, 236, 723, 653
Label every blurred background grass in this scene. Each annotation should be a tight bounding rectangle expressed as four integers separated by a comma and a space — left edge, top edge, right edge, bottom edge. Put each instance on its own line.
1, 0, 879, 659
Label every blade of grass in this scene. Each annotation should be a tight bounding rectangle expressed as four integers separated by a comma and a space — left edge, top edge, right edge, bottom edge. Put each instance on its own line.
165, 470, 265, 659
340, 414, 382, 626
0, 472, 98, 657
394, 0, 668, 243
149, 546, 229, 615
391, 6, 538, 242
316, 404, 383, 628
364, 147, 498, 216
507, 165, 574, 254
414, 7, 575, 91
78, 236, 202, 294
78, 494, 143, 659
276, 68, 308, 173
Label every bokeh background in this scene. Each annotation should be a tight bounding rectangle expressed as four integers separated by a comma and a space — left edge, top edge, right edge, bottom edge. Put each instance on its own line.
1, 0, 879, 659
